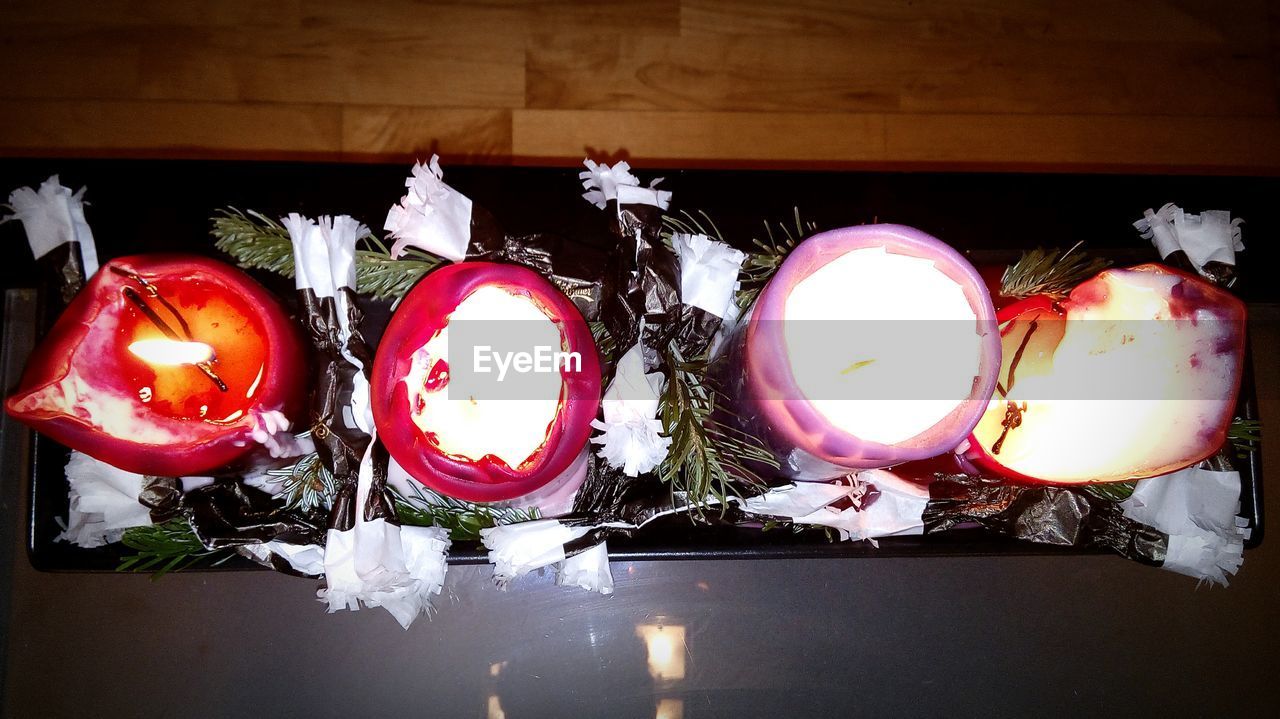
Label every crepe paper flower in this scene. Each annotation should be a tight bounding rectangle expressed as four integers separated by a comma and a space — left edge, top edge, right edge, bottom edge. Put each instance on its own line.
482, 519, 588, 580
1120, 466, 1249, 586
590, 343, 671, 476
673, 232, 747, 320
4, 175, 99, 277
557, 542, 615, 595
318, 444, 453, 630
579, 158, 640, 209
58, 451, 152, 548
384, 155, 473, 262
1135, 203, 1245, 275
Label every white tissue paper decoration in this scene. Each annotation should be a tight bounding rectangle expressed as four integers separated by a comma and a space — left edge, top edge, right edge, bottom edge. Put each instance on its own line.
317, 441, 452, 629
284, 213, 335, 296
579, 159, 639, 208
673, 232, 747, 319
482, 519, 615, 594
590, 343, 671, 476
3, 175, 99, 278
241, 540, 326, 577
323, 214, 375, 434
580, 159, 671, 210
740, 469, 928, 544
284, 213, 374, 434
617, 179, 672, 211
288, 215, 450, 629
384, 155, 473, 263
1134, 203, 1244, 276
558, 542, 615, 595
1120, 466, 1249, 586
58, 451, 152, 548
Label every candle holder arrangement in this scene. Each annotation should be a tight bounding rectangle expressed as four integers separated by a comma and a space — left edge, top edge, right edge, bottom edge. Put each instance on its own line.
2, 162, 1262, 628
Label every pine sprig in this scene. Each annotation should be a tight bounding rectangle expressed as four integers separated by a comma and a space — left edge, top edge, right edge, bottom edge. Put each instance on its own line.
267, 448, 338, 513
1000, 243, 1111, 300
1083, 481, 1137, 503
658, 341, 777, 517
117, 519, 232, 578
393, 483, 540, 541
212, 208, 296, 276
1229, 417, 1262, 454
211, 207, 443, 300
736, 209, 815, 311
661, 209, 729, 248
589, 320, 617, 364
354, 236, 443, 301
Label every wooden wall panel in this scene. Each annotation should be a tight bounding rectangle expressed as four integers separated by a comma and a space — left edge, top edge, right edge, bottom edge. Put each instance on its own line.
0, 0, 1277, 172
524, 34, 1274, 115
0, 100, 342, 156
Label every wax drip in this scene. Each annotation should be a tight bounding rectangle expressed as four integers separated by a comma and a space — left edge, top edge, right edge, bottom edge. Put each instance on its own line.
991, 319, 1038, 454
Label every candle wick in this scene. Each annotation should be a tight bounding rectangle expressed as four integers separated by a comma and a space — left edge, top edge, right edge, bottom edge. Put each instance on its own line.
110, 267, 196, 340
121, 285, 228, 393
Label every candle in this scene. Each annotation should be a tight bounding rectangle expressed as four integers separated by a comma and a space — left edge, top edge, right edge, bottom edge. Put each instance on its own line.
716, 224, 1001, 479
371, 262, 601, 504
963, 263, 1246, 483
5, 254, 306, 476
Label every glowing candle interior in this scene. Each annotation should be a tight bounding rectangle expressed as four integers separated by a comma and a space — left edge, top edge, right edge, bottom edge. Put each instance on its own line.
404, 286, 564, 469
371, 261, 601, 504
783, 246, 982, 445
967, 264, 1245, 483
724, 224, 1000, 479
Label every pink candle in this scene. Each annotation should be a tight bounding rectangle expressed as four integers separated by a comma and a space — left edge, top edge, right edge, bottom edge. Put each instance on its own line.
718, 224, 1001, 480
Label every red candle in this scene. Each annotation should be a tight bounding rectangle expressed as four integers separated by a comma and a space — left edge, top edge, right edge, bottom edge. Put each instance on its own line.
6, 254, 306, 476
372, 262, 601, 503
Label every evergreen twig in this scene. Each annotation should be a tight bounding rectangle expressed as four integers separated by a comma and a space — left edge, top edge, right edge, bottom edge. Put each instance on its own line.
267, 447, 338, 513
1229, 417, 1262, 454
393, 483, 540, 541
1083, 481, 1138, 503
657, 341, 777, 518
1000, 243, 1111, 300
736, 208, 815, 310
211, 207, 443, 300
116, 519, 232, 578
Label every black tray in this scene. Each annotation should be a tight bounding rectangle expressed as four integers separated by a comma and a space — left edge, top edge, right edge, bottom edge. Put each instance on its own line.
1, 159, 1270, 571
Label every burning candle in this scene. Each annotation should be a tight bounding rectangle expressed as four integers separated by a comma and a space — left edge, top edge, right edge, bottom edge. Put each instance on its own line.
717, 224, 1001, 479
6, 254, 306, 476
371, 262, 601, 504
964, 263, 1246, 483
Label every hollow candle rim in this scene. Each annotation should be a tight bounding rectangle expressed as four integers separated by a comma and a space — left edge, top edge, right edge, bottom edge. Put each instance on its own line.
745, 224, 1001, 470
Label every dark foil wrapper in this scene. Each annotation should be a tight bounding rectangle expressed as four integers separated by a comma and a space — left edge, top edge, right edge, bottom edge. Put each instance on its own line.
924, 474, 1167, 566
296, 283, 391, 532
141, 478, 325, 553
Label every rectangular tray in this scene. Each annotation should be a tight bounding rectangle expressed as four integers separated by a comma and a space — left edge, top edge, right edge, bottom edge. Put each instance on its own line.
2, 159, 1269, 571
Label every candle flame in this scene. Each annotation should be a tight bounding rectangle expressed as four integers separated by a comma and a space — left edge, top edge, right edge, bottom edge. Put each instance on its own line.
128, 339, 215, 366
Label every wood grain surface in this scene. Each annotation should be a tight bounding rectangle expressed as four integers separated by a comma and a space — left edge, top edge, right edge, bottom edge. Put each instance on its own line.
1, 0, 1278, 171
